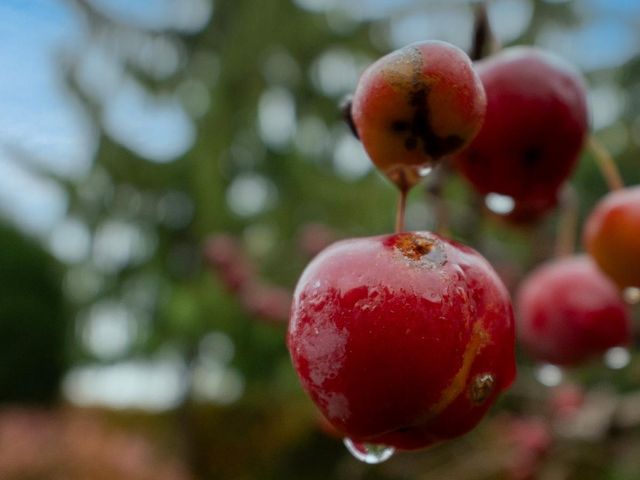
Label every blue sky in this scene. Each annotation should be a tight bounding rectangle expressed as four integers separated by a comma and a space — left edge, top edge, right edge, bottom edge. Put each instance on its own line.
0, 0, 202, 235
0, 0, 86, 234
0, 0, 87, 175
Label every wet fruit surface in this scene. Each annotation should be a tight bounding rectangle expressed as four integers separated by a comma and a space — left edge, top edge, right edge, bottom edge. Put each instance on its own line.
351, 41, 486, 187
453, 47, 588, 211
287, 232, 516, 450
584, 186, 640, 289
516, 255, 631, 366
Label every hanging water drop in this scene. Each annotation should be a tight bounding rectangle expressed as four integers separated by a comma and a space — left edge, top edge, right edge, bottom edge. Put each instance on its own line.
534, 363, 563, 387
343, 438, 395, 464
623, 287, 640, 305
417, 165, 433, 177
604, 346, 631, 370
484, 192, 515, 214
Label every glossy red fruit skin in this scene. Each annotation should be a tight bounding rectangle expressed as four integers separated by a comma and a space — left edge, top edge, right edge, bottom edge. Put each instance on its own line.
584, 186, 640, 289
351, 41, 486, 185
287, 232, 516, 450
453, 47, 588, 209
516, 255, 631, 366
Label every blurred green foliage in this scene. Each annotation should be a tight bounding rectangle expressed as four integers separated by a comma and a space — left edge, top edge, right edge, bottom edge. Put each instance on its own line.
0, 223, 67, 404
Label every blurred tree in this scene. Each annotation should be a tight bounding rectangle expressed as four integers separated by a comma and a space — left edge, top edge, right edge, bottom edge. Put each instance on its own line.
0, 223, 67, 404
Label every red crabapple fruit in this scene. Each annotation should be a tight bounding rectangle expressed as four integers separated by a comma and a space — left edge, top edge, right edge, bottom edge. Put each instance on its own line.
583, 186, 640, 289
351, 41, 486, 188
287, 232, 516, 450
453, 47, 588, 212
516, 255, 631, 366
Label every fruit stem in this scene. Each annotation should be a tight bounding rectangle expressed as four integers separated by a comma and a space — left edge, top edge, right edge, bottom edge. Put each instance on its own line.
554, 184, 579, 258
341, 96, 359, 139
470, 1, 494, 61
589, 136, 624, 191
395, 187, 407, 233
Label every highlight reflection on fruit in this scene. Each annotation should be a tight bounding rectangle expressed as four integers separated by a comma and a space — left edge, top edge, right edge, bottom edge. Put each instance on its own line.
287, 232, 516, 450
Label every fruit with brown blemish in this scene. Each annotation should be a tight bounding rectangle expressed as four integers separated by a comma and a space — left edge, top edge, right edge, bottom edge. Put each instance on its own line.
453, 47, 589, 214
287, 232, 516, 450
583, 186, 640, 289
351, 41, 487, 189
516, 255, 631, 366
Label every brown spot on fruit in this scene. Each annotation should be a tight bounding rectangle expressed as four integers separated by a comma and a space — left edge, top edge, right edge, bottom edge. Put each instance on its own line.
469, 373, 495, 405
393, 234, 435, 261
391, 83, 464, 159
388, 233, 448, 267
405, 85, 464, 158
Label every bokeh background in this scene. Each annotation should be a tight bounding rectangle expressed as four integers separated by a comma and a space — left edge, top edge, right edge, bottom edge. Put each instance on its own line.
1, 0, 640, 478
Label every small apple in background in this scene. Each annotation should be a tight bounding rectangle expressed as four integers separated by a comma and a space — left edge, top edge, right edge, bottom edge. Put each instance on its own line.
516, 255, 631, 366
584, 185, 640, 290
453, 47, 588, 218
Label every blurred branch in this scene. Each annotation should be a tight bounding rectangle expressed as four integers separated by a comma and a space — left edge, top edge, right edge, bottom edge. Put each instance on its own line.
554, 184, 579, 258
588, 136, 625, 191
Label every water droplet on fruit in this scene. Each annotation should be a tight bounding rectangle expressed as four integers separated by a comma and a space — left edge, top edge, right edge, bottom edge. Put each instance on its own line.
355, 287, 385, 312
534, 363, 563, 387
307, 295, 324, 311
426, 290, 441, 303
604, 346, 631, 370
485, 193, 515, 214
343, 438, 395, 464
623, 287, 640, 304
417, 165, 433, 177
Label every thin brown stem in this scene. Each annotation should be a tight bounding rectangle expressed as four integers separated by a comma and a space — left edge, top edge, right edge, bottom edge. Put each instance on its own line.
470, 1, 492, 61
589, 136, 624, 191
554, 184, 579, 258
340, 96, 359, 139
395, 188, 408, 233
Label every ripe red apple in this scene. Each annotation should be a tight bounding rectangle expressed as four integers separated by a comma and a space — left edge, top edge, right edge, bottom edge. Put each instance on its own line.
351, 41, 486, 188
287, 232, 516, 450
583, 186, 640, 289
453, 47, 588, 214
516, 255, 631, 366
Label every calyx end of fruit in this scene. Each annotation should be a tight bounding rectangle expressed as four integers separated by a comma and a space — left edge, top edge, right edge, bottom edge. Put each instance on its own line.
392, 233, 436, 261
388, 232, 447, 267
